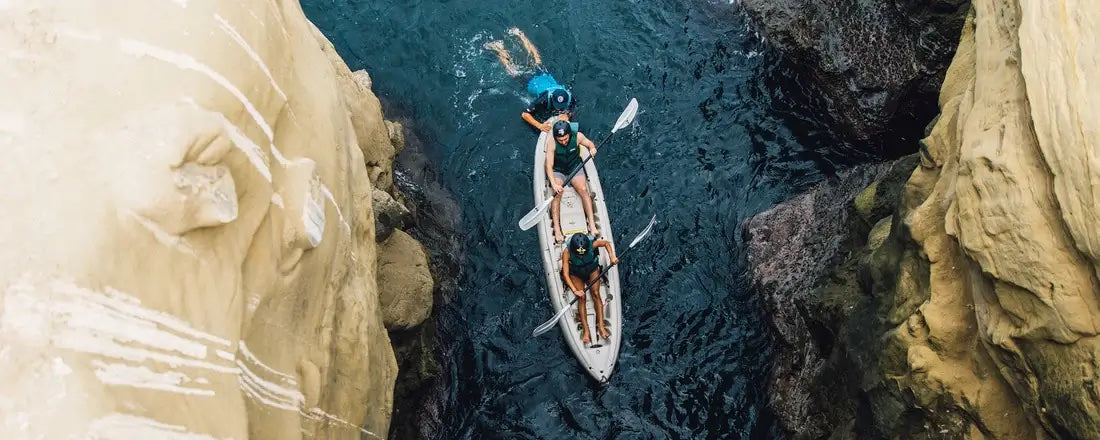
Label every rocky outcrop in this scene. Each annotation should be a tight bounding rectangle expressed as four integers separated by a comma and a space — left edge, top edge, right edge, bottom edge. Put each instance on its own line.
0, 1, 432, 439
747, 2, 1100, 438
378, 230, 434, 330
741, 0, 969, 149
744, 156, 919, 438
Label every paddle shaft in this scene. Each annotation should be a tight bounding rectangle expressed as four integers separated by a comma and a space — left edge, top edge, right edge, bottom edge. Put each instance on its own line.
559, 247, 631, 316
552, 129, 616, 188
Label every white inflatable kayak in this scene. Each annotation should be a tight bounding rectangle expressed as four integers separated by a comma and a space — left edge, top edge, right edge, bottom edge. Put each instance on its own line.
532, 118, 622, 383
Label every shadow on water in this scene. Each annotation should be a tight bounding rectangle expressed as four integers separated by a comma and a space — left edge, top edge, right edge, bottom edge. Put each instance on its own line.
302, 0, 868, 438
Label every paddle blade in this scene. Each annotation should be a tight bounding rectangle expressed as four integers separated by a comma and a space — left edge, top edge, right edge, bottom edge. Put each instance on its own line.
611, 98, 639, 133
518, 197, 553, 231
532, 304, 572, 337
628, 215, 657, 249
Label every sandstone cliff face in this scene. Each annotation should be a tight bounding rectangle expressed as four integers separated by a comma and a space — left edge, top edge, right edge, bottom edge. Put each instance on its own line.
0, 1, 431, 438
740, 0, 968, 149
747, 2, 1100, 438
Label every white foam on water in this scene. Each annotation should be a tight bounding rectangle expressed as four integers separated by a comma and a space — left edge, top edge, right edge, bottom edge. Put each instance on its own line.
86, 414, 225, 440
92, 360, 215, 397
213, 13, 287, 101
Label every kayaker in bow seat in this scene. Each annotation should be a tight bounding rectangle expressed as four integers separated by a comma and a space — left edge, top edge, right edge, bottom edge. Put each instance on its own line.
562, 233, 618, 346
484, 27, 577, 131
546, 120, 599, 242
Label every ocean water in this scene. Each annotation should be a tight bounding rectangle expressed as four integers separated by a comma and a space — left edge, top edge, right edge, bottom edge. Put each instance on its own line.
302, 1, 859, 438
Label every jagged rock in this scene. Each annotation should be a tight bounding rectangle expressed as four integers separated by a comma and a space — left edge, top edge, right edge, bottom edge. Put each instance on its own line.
353, 69, 373, 90
373, 188, 411, 242
0, 2, 420, 438
386, 120, 407, 154
740, 0, 969, 150
378, 229, 434, 330
743, 162, 898, 438
750, 1, 1100, 438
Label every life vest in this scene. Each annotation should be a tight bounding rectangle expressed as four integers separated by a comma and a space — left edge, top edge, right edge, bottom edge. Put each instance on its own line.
552, 122, 582, 175
568, 235, 599, 277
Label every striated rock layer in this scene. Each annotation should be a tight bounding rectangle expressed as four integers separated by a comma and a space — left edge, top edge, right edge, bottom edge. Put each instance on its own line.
747, 2, 1100, 438
0, 1, 432, 438
741, 0, 968, 150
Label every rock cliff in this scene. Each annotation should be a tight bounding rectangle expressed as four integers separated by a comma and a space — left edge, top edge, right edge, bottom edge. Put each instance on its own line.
741, 0, 968, 150
746, 2, 1100, 438
0, 1, 432, 438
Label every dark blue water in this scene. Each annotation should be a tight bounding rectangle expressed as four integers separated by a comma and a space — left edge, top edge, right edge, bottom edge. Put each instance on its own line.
302, 1, 855, 438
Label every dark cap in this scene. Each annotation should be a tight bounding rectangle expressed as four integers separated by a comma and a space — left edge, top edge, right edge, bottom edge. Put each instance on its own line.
553, 121, 570, 137
550, 88, 571, 110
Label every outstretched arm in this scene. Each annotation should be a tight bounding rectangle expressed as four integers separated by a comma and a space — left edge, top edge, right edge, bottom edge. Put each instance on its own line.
595, 239, 619, 264
523, 111, 549, 132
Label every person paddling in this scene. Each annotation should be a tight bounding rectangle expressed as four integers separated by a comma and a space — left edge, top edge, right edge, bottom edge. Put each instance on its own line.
484, 27, 577, 131
545, 120, 599, 242
562, 233, 618, 346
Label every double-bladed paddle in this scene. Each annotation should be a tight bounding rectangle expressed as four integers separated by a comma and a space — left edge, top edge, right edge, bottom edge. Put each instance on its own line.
531, 215, 657, 337
517, 98, 639, 231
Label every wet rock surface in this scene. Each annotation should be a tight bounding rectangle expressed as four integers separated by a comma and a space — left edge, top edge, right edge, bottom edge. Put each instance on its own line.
741, 0, 969, 151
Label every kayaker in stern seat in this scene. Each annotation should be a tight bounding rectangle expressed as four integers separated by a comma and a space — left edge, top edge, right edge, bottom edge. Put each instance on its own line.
563, 233, 618, 346
483, 27, 577, 131
546, 121, 599, 242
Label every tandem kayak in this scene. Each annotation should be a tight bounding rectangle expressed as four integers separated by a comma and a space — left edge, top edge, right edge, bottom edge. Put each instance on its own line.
531, 118, 622, 383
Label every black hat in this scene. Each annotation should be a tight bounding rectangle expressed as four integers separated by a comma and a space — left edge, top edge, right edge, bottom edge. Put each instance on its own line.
550, 88, 571, 110
553, 121, 570, 137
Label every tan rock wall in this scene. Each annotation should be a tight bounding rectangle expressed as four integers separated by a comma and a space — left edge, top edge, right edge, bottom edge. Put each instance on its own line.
878, 1, 1100, 437
0, 1, 429, 438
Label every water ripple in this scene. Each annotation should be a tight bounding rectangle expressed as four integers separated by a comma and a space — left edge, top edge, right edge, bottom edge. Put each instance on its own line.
302, 0, 858, 438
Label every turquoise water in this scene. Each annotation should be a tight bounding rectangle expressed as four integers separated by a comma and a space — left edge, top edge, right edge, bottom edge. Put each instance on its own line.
302, 1, 858, 438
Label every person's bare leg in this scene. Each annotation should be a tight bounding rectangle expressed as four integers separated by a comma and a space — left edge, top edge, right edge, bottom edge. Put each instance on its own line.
572, 175, 599, 236
551, 191, 564, 243
571, 274, 591, 344
589, 273, 609, 340
508, 27, 543, 67
483, 40, 519, 76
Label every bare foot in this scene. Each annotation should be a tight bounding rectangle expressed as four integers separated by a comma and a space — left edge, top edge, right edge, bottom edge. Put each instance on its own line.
508, 27, 543, 66
554, 229, 564, 244
483, 40, 519, 76
598, 327, 610, 340
587, 223, 600, 237
581, 333, 591, 345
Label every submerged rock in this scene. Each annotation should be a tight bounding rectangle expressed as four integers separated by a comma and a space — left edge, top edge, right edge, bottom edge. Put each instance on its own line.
741, 0, 969, 150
